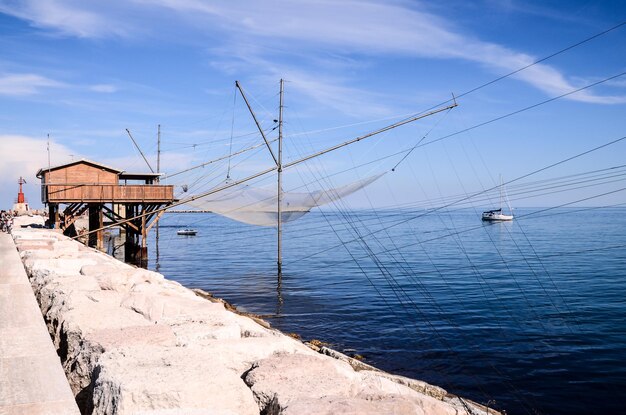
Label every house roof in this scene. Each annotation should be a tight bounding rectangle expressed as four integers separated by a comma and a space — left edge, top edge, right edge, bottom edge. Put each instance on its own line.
36, 159, 123, 178
119, 172, 163, 181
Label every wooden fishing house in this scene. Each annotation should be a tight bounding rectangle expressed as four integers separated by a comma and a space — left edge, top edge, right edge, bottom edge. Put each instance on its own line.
36, 159, 175, 265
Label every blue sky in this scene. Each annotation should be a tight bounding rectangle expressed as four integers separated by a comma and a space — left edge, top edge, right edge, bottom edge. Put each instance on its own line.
0, 0, 624, 210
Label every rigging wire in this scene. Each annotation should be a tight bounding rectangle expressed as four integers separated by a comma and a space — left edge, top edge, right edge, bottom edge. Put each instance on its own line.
285, 183, 626, 272
179, 160, 626, 232
162, 174, 626, 287
268, 21, 625, 142
172, 70, 625, 211
442, 138, 575, 333
227, 87, 237, 179
288, 110, 515, 408
286, 199, 626, 280
286, 133, 626, 264
288, 113, 540, 413
164, 68, 625, 205
423, 71, 625, 147
453, 21, 625, 102
391, 105, 453, 172
179, 162, 626, 243
448, 118, 579, 333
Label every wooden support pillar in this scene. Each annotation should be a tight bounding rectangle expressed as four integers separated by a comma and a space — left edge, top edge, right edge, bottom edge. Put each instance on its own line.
98, 205, 104, 250
88, 204, 104, 250
53, 205, 60, 229
47, 204, 59, 229
123, 204, 146, 267
88, 204, 98, 248
140, 207, 148, 268
124, 204, 135, 264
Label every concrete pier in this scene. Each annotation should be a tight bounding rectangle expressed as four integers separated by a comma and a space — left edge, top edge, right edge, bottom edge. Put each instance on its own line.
0, 232, 80, 415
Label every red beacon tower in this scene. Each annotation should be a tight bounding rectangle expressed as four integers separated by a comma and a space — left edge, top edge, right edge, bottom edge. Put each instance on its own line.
17, 177, 26, 204
13, 177, 29, 215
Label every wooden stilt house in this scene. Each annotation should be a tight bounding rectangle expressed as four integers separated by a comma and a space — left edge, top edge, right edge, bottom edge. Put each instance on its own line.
36, 159, 175, 266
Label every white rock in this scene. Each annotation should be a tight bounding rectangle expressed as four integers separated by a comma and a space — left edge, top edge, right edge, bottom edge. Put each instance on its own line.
244, 353, 468, 415
244, 353, 359, 412
27, 257, 99, 275
185, 336, 316, 373
357, 369, 447, 400
119, 287, 215, 323
280, 395, 426, 415
92, 347, 259, 415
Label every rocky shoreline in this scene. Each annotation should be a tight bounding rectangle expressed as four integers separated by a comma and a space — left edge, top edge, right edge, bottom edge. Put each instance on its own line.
11, 215, 501, 415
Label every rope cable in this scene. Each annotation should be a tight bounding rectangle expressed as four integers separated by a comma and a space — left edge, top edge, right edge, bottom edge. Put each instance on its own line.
226, 88, 237, 178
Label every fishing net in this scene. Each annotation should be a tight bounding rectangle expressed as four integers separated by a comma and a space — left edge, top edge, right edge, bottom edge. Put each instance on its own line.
186, 173, 384, 226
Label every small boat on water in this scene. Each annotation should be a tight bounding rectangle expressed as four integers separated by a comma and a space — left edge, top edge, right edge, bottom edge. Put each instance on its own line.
177, 228, 197, 236
482, 175, 513, 222
482, 208, 513, 222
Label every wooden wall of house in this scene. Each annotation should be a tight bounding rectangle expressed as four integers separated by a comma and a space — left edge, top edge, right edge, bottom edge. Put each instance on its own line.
44, 163, 118, 185
41, 161, 174, 203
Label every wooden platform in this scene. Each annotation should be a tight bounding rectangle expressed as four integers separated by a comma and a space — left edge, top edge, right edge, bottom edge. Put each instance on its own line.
46, 184, 173, 203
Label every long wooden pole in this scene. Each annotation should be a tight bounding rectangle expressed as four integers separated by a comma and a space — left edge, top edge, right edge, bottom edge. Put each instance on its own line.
277, 79, 284, 279
283, 102, 457, 169
165, 101, 454, 180
126, 128, 155, 173
156, 124, 161, 268
235, 81, 278, 166
77, 90, 457, 242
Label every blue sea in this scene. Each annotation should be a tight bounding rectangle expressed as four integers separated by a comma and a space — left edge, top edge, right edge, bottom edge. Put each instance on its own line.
147, 208, 626, 415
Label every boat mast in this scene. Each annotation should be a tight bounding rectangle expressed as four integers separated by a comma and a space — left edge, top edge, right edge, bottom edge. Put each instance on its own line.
499, 174, 503, 211
277, 79, 284, 280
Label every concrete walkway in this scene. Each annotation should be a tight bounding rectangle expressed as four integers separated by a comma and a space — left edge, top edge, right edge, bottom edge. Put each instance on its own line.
0, 232, 79, 415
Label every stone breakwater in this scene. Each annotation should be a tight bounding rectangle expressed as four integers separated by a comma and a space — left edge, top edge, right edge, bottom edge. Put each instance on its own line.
11, 219, 500, 415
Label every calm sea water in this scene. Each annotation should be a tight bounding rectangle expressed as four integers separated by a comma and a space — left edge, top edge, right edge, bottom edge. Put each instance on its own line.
147, 208, 626, 415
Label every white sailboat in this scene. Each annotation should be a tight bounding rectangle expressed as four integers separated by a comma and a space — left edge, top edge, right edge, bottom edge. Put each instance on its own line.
482, 175, 513, 222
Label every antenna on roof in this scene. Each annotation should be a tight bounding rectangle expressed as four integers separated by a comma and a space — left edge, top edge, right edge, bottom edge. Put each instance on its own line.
47, 133, 51, 175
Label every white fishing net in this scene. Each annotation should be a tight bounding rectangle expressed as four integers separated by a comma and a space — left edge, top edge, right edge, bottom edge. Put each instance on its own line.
186, 173, 384, 226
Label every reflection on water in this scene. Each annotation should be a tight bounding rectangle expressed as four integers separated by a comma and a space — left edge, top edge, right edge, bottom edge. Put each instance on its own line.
104, 228, 125, 262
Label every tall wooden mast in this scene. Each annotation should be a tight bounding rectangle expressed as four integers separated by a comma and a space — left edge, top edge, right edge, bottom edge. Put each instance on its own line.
277, 79, 284, 280
156, 124, 161, 268
233, 80, 457, 280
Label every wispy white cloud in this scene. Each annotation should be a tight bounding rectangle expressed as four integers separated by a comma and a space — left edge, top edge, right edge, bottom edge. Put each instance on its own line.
90, 84, 118, 93
214, 50, 392, 118
0, 135, 77, 208
0, 0, 129, 38
0, 0, 622, 105
481, 0, 599, 26
0, 73, 65, 96
606, 78, 626, 88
